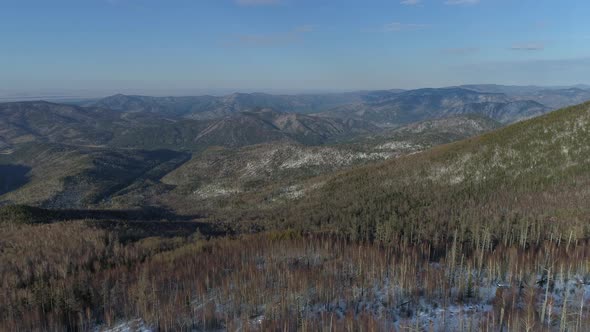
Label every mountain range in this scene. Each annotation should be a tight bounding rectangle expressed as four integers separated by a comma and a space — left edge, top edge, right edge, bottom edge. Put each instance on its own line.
3, 85, 590, 331
1, 84, 589, 211
81, 84, 589, 128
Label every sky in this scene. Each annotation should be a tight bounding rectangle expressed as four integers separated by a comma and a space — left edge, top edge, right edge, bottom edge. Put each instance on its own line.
1, 0, 589, 96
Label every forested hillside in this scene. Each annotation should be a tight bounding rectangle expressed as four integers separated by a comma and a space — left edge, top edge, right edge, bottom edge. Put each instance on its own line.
275, 101, 590, 248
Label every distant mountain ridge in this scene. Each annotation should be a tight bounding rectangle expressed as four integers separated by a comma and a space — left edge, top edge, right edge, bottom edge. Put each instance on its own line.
86, 92, 372, 120
0, 102, 378, 151
317, 87, 550, 125
83, 85, 590, 127
2, 85, 589, 210
459, 84, 590, 109
110, 109, 379, 150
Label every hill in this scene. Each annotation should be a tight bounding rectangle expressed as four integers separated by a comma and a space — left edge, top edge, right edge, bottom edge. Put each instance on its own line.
0, 101, 380, 153
460, 84, 590, 109
110, 109, 379, 150
0, 112, 497, 210
270, 101, 590, 246
0, 101, 123, 146
156, 115, 500, 211
87, 92, 369, 119
0, 142, 189, 208
318, 87, 549, 125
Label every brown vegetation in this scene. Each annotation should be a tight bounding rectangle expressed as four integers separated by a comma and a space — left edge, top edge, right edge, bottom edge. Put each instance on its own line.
0, 222, 588, 331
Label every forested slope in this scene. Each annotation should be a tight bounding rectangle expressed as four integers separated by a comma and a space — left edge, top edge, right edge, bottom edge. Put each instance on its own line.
277, 101, 590, 248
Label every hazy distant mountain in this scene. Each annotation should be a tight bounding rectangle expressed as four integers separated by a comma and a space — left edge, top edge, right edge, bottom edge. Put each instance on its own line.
460, 84, 590, 109
84, 86, 590, 126
439, 100, 548, 123
318, 87, 546, 125
512, 88, 590, 109
459, 84, 549, 95
0, 101, 123, 146
1, 87, 586, 210
0, 101, 380, 153
87, 92, 370, 120
111, 109, 379, 150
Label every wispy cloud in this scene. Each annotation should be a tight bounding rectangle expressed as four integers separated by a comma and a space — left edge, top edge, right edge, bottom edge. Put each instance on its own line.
510, 43, 545, 51
444, 0, 479, 5
382, 22, 429, 32
295, 25, 315, 33
223, 25, 314, 47
235, 0, 281, 6
442, 47, 480, 55
400, 0, 422, 5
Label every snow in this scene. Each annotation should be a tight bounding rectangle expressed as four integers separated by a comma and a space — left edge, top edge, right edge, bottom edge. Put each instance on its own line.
193, 185, 241, 198
97, 319, 152, 332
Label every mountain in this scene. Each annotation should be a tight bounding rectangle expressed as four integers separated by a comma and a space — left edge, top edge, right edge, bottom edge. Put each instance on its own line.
318, 87, 550, 125
156, 115, 499, 210
513, 87, 590, 109
461, 84, 590, 109
459, 84, 550, 95
0, 111, 498, 210
0, 142, 189, 208
110, 109, 379, 150
269, 101, 590, 245
87, 92, 369, 119
371, 113, 501, 145
439, 100, 548, 123
85, 86, 587, 127
0, 101, 380, 153
0, 101, 123, 147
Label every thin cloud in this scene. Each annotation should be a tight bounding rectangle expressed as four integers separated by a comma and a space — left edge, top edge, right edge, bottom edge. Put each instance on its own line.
382, 22, 429, 32
442, 47, 480, 55
295, 25, 315, 33
510, 43, 545, 51
235, 0, 281, 6
223, 25, 313, 47
400, 0, 422, 5
445, 0, 480, 5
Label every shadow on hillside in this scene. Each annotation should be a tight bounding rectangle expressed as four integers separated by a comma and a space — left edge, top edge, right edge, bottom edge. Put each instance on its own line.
85, 219, 230, 242
49, 206, 200, 222
51, 206, 229, 241
0, 164, 30, 195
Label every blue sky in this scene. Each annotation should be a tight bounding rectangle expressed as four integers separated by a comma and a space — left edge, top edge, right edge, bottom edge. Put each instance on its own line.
1, 0, 589, 94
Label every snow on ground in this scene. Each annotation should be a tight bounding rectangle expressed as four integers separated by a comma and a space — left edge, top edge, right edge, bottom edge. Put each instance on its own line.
97, 319, 152, 332
376, 141, 422, 151
193, 185, 241, 199
95, 271, 590, 331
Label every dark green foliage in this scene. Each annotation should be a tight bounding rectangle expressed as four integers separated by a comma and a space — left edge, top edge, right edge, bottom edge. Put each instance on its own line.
0, 205, 52, 224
